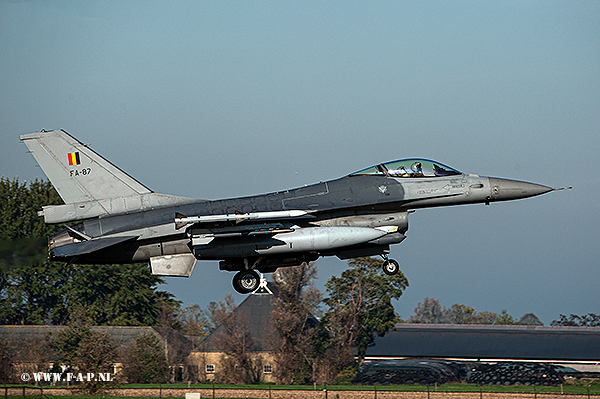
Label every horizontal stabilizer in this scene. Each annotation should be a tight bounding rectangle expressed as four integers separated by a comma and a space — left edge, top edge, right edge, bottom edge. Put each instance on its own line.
51, 235, 138, 258
42, 193, 200, 223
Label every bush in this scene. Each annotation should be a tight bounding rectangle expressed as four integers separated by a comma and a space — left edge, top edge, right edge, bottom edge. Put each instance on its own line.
331, 363, 359, 385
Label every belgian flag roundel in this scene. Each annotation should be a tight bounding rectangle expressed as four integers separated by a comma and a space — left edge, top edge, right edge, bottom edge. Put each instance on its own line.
67, 152, 80, 166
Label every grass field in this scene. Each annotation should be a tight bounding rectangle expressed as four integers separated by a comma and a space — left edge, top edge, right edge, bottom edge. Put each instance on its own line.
119, 380, 600, 394
4, 380, 599, 398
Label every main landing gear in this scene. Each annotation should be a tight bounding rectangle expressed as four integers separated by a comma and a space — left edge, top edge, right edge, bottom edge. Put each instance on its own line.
231, 254, 400, 294
381, 254, 400, 276
232, 269, 260, 294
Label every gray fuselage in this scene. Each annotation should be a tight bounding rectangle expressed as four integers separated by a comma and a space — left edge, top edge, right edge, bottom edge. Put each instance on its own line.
50, 171, 548, 270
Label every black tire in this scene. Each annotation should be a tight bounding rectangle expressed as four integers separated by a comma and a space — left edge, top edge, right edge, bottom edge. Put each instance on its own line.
382, 259, 400, 275
233, 269, 260, 294
232, 274, 243, 293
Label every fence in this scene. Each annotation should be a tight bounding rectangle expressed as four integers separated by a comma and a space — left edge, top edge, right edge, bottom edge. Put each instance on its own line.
1, 385, 595, 399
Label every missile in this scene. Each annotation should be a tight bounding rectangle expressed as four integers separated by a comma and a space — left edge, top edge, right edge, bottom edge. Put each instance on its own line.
175, 210, 308, 226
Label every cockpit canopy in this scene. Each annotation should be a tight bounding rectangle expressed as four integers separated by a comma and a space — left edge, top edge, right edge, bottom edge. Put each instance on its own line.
350, 158, 462, 178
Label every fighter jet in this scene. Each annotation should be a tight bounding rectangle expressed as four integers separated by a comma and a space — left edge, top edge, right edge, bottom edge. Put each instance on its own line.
20, 130, 569, 294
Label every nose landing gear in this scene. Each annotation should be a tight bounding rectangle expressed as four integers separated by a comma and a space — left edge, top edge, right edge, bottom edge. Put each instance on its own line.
381, 254, 400, 275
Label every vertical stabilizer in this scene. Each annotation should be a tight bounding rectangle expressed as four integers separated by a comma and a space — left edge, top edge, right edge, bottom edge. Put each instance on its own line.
20, 130, 152, 204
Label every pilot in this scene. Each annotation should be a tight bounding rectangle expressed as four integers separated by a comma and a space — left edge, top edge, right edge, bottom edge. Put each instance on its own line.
410, 161, 424, 177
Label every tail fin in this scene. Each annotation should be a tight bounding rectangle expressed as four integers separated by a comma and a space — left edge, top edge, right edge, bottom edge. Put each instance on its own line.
20, 130, 152, 204
21, 129, 199, 224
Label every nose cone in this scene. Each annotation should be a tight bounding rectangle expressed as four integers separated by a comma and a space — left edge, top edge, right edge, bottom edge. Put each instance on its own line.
488, 177, 553, 201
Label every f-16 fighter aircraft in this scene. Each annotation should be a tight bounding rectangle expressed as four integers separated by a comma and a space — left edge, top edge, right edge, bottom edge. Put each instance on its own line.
20, 130, 569, 294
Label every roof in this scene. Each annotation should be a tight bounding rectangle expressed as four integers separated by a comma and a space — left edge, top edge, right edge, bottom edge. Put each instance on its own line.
365, 323, 600, 361
202, 283, 276, 352
200, 281, 319, 353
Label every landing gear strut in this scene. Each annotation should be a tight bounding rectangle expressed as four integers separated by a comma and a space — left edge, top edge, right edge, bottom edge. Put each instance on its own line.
232, 269, 260, 294
381, 254, 400, 275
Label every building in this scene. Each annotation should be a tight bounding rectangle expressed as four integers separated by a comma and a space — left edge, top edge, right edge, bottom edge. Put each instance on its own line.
355, 323, 600, 385
187, 281, 280, 383
366, 323, 600, 366
0, 279, 319, 384
0, 325, 192, 381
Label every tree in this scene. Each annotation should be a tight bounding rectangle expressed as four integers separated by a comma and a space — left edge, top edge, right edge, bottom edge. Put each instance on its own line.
0, 178, 62, 243
518, 313, 543, 326
551, 313, 600, 327
0, 178, 66, 324
321, 257, 409, 366
474, 311, 498, 324
0, 178, 181, 326
408, 299, 500, 325
50, 323, 118, 394
179, 304, 212, 336
67, 263, 176, 326
16, 337, 52, 377
122, 332, 170, 384
50, 322, 93, 369
444, 304, 497, 325
212, 294, 259, 384
204, 301, 221, 334
1, 261, 179, 326
73, 331, 119, 394
408, 297, 448, 323
495, 309, 516, 325
446, 304, 478, 324
0, 260, 72, 325
269, 262, 321, 384
155, 291, 183, 330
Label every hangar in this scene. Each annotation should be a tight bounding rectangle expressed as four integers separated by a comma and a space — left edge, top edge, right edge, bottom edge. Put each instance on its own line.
355, 323, 600, 386
366, 323, 600, 363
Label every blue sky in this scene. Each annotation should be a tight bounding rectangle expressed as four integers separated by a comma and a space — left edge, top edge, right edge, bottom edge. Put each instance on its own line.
2, 1, 599, 324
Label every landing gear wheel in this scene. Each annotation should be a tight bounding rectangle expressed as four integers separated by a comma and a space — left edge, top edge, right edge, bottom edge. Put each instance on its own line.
382, 259, 400, 275
233, 269, 260, 294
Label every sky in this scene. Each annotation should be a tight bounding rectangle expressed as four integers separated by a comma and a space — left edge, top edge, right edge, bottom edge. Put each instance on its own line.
1, 1, 599, 325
